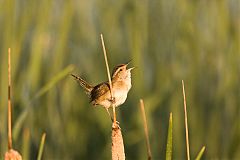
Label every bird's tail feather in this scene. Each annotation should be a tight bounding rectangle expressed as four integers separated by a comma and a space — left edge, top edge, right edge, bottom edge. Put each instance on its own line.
71, 74, 93, 95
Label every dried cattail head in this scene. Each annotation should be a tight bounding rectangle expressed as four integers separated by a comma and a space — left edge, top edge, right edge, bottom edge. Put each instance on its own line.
4, 149, 22, 160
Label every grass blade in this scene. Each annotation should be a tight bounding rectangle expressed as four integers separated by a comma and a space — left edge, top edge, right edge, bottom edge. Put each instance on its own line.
33, 64, 74, 99
166, 112, 173, 160
13, 65, 74, 139
139, 99, 152, 160
37, 133, 46, 160
182, 80, 190, 160
195, 146, 205, 160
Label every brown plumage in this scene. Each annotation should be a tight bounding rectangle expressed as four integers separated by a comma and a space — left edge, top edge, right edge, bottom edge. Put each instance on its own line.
71, 63, 134, 120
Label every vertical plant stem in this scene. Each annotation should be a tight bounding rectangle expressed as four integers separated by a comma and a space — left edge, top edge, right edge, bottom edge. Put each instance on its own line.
37, 133, 46, 160
8, 48, 13, 150
182, 80, 190, 160
139, 99, 152, 160
166, 112, 173, 160
100, 34, 116, 125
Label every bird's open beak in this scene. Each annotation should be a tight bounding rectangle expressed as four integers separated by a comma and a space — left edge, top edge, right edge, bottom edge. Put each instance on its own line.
128, 67, 135, 71
125, 60, 135, 71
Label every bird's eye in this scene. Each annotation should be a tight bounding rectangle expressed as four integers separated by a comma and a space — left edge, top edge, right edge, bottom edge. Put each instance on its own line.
120, 69, 122, 71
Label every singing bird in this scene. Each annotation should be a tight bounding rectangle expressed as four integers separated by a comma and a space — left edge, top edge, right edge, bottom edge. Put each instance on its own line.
71, 62, 134, 120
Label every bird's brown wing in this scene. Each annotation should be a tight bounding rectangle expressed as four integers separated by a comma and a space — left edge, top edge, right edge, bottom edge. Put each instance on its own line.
90, 82, 110, 103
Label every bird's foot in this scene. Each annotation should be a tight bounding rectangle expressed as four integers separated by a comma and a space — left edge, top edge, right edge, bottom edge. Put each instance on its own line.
112, 121, 121, 130
109, 97, 116, 104
110, 117, 120, 125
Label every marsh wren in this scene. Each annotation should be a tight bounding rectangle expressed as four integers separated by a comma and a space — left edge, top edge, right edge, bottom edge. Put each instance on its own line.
71, 62, 134, 120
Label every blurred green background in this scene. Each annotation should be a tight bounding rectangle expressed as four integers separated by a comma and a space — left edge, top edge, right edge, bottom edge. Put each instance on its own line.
0, 0, 239, 159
